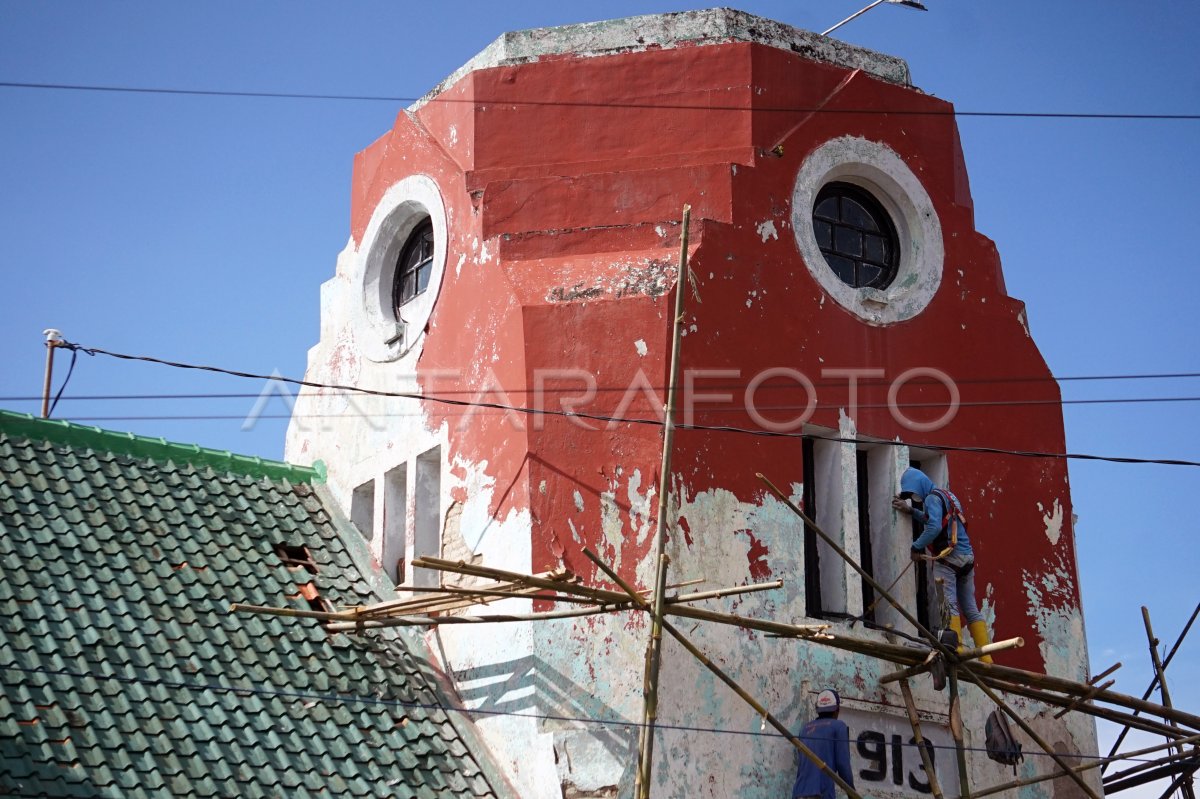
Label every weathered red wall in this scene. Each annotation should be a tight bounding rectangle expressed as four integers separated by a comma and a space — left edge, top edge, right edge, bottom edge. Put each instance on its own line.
352, 40, 1077, 674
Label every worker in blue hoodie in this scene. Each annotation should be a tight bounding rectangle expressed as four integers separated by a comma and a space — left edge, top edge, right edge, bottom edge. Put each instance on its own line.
792, 689, 855, 799
892, 466, 993, 661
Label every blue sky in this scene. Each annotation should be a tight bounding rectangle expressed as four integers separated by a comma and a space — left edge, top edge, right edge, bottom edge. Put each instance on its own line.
2, 1, 1198, 791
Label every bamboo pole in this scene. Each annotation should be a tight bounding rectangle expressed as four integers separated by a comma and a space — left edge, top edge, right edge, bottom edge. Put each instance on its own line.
1052, 661, 1121, 720
325, 604, 632, 630
958, 637, 1024, 663
880, 652, 938, 686
414, 557, 634, 604
1106, 757, 1200, 795
947, 666, 972, 799
1142, 605, 1196, 799
636, 553, 671, 799
230, 603, 355, 621
900, 679, 944, 799
346, 577, 788, 624
974, 675, 1189, 741
357, 583, 586, 618
635, 204, 691, 799
1104, 602, 1200, 772
879, 638, 1024, 686
1152, 765, 1200, 799
672, 580, 784, 604
1103, 747, 1200, 789
412, 556, 840, 641
959, 665, 1103, 799
970, 661, 1200, 732
973, 733, 1200, 799
758, 473, 946, 653
583, 548, 862, 799
1052, 679, 1115, 720
412, 551, 806, 623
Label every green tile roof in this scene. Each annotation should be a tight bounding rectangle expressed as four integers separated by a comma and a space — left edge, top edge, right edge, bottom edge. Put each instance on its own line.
0, 411, 503, 798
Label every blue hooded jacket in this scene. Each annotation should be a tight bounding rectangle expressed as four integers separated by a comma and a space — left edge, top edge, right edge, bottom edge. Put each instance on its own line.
901, 467, 973, 561
791, 714, 854, 799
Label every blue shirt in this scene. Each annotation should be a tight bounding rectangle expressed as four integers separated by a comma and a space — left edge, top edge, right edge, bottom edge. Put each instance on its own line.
901, 467, 973, 562
792, 715, 855, 799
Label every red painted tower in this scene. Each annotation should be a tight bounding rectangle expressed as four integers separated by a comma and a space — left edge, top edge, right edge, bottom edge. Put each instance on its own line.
288, 10, 1095, 798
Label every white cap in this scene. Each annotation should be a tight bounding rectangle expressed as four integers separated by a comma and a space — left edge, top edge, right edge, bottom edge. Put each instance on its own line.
816, 689, 840, 713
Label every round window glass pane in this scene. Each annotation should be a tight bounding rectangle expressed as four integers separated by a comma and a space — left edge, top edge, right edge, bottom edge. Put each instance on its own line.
812, 183, 899, 290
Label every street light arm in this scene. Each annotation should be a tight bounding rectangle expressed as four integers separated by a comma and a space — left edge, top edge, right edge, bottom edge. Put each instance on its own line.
822, 0, 927, 37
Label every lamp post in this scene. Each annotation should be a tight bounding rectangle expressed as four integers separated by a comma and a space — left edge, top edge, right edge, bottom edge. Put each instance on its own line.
822, 0, 927, 36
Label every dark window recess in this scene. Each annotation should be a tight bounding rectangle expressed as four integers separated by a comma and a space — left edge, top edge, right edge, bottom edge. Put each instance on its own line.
909, 459, 931, 631
856, 451, 876, 626
274, 543, 318, 574
393, 218, 435, 315
802, 438, 822, 618
813, 183, 899, 290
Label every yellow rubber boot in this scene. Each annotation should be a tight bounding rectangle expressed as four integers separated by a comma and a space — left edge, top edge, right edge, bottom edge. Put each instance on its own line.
969, 620, 993, 663
950, 617, 962, 652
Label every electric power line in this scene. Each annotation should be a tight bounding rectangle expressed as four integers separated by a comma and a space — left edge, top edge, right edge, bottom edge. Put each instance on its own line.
2, 80, 1199, 121
40, 341, 1200, 468
0, 664, 1182, 767
5, 368, 1200, 402
39, 394, 1200, 425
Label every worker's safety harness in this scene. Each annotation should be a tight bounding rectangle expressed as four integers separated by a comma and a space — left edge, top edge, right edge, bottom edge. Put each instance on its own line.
926, 488, 972, 575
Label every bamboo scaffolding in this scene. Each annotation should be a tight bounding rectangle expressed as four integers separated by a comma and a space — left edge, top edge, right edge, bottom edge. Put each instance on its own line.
583, 548, 864, 799
972, 674, 1190, 741
230, 602, 354, 621
325, 604, 636, 630
959, 664, 1103, 799
362, 576, 710, 619
410, 556, 837, 639
1106, 756, 1200, 794
1152, 765, 1200, 799
958, 638, 1025, 663
229, 475, 1200, 799
948, 665, 971, 799
637, 553, 671, 799
758, 473, 947, 653
973, 733, 1200, 799
900, 679, 944, 799
1104, 601, 1200, 772
880, 651, 939, 685
1052, 678, 1115, 720
358, 582, 576, 618
412, 516, 1200, 790
1142, 605, 1197, 799
878, 637, 1024, 686
673, 580, 784, 603
970, 662, 1200, 732
1052, 662, 1121, 721
1103, 748, 1200, 791
636, 203, 692, 799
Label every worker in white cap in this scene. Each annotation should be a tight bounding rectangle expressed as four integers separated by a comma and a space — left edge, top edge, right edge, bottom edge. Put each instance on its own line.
791, 689, 855, 799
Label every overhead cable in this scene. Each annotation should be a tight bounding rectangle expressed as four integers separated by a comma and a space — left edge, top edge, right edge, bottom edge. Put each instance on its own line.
0, 664, 1181, 766
50, 341, 1200, 468
2, 80, 1199, 121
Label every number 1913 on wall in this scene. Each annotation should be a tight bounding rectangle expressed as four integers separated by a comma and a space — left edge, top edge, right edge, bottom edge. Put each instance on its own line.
841, 708, 961, 798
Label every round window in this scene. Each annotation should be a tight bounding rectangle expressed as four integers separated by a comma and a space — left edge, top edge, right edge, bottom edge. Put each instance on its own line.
356, 174, 447, 363
813, 182, 899, 290
791, 136, 944, 326
392, 218, 434, 318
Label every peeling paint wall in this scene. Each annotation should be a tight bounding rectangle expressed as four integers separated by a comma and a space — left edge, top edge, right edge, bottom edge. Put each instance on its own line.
285, 9, 1096, 798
